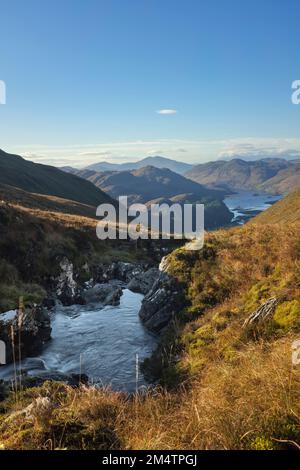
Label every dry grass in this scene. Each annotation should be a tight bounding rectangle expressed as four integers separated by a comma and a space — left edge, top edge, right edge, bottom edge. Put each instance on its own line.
0, 333, 299, 450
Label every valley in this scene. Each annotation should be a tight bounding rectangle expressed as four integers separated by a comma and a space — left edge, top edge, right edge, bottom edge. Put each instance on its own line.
0, 149, 299, 450
1, 1, 299, 456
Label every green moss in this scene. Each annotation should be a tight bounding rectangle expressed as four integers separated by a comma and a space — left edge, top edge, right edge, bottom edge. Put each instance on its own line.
222, 347, 238, 363
273, 300, 300, 331
184, 305, 204, 320
0, 283, 46, 312
212, 310, 234, 331
250, 436, 275, 450
243, 267, 287, 313
183, 324, 215, 360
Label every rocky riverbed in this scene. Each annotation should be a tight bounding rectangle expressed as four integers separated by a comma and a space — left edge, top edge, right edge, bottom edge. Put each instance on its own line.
0, 256, 182, 392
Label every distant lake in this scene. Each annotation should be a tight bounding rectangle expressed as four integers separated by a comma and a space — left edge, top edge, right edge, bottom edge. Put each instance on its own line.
224, 191, 283, 225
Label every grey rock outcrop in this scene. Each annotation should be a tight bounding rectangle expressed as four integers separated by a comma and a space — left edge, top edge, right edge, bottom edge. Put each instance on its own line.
127, 267, 159, 294
83, 283, 123, 306
139, 257, 184, 332
93, 261, 145, 284
56, 257, 84, 306
243, 297, 279, 327
55, 259, 157, 306
0, 305, 51, 364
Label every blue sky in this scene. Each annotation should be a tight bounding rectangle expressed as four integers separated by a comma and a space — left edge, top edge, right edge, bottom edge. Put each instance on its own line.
0, 0, 300, 167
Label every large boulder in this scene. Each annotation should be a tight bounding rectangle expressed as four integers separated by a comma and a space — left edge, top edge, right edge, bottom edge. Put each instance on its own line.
127, 267, 159, 295
0, 305, 51, 365
56, 257, 84, 306
83, 283, 123, 306
139, 269, 184, 332
92, 261, 145, 284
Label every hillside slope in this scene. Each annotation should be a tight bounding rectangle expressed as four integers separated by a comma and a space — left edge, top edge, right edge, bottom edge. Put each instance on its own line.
0, 183, 98, 219
258, 166, 300, 194
186, 158, 299, 193
73, 165, 223, 202
251, 188, 300, 224
0, 149, 113, 206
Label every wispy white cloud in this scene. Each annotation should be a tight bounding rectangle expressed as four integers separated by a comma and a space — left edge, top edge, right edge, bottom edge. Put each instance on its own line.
147, 149, 164, 156
218, 140, 300, 161
78, 151, 112, 157
156, 109, 177, 115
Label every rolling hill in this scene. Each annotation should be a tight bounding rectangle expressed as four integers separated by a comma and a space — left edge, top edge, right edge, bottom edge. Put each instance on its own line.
0, 183, 98, 220
63, 165, 233, 229
0, 149, 113, 207
257, 165, 300, 194
71, 166, 223, 202
185, 158, 300, 194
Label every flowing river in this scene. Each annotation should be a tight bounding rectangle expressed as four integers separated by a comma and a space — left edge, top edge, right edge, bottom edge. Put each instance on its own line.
0, 289, 158, 392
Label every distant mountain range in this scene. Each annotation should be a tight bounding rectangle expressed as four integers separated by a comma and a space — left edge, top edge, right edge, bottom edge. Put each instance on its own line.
0, 149, 233, 230
3, 147, 298, 233
185, 158, 300, 194
64, 155, 300, 195
65, 165, 232, 229
68, 165, 224, 202
84, 156, 193, 175
0, 149, 113, 207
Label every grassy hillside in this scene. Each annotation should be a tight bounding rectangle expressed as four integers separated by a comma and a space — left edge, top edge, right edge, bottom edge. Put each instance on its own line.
0, 183, 98, 219
251, 188, 300, 225
258, 166, 300, 194
0, 198, 299, 449
0, 149, 113, 206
